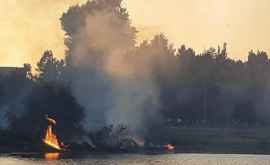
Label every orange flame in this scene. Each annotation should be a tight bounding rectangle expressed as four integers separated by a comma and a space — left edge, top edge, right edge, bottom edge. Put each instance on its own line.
43, 116, 62, 151
44, 152, 60, 160
164, 144, 175, 151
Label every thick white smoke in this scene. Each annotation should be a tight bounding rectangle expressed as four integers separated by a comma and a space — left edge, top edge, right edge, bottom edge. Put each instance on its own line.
63, 2, 161, 134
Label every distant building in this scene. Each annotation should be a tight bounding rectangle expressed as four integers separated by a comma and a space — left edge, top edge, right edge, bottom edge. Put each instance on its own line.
0, 67, 27, 79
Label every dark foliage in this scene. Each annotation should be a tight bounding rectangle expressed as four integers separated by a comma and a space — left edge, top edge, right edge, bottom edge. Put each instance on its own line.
1, 0, 270, 145
9, 82, 84, 141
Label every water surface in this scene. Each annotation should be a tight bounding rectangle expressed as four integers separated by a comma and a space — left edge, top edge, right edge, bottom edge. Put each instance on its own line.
1, 153, 270, 165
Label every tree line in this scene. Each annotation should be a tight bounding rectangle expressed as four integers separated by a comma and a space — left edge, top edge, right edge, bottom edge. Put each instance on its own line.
1, 0, 270, 141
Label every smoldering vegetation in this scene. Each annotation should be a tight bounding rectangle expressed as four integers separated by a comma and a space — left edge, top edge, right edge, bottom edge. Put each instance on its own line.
1, 0, 270, 152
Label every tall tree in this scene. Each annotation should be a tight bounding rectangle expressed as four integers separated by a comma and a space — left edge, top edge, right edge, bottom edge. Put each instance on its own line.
36, 50, 65, 83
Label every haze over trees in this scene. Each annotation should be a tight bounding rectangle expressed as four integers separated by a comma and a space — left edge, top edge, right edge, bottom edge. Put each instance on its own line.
1, 0, 270, 141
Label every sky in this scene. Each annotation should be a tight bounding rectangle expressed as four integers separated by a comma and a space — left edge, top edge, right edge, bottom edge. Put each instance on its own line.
0, 0, 270, 67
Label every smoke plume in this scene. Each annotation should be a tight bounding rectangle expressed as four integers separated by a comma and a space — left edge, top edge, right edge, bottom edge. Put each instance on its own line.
61, 0, 162, 134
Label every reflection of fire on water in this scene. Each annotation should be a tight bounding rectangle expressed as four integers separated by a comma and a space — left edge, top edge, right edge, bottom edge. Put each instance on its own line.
164, 144, 175, 151
44, 152, 60, 160
43, 116, 62, 151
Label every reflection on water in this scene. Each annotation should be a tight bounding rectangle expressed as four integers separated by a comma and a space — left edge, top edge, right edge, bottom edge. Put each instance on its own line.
44, 153, 60, 160
2, 154, 270, 165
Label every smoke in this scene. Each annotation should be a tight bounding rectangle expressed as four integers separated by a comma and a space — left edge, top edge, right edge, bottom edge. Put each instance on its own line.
62, 0, 161, 134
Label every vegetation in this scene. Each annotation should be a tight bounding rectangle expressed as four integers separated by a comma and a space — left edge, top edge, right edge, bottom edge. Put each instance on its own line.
1, 0, 270, 153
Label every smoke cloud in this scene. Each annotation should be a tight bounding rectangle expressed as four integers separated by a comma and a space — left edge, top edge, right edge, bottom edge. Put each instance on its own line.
61, 0, 161, 135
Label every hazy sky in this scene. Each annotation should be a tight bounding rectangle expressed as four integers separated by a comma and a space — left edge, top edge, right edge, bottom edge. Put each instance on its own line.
1, 0, 270, 66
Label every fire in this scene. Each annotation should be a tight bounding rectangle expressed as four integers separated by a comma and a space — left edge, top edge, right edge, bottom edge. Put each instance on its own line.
43, 116, 62, 151
44, 152, 60, 160
164, 144, 175, 151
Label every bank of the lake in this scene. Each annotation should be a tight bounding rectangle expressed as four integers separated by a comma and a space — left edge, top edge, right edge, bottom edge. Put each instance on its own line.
147, 126, 270, 154
2, 127, 270, 154
2, 153, 270, 165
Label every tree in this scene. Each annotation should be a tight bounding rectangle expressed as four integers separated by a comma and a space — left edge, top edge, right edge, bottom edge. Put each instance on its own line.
61, 0, 137, 67
9, 83, 85, 141
36, 50, 65, 83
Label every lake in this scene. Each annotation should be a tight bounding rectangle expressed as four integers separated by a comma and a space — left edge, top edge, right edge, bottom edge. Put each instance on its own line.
1, 153, 270, 165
